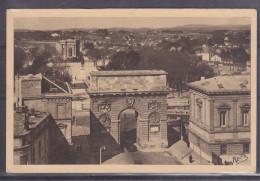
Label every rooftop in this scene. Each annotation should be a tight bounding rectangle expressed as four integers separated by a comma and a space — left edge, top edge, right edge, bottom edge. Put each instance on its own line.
17, 73, 71, 94
188, 75, 251, 95
18, 73, 42, 80
14, 110, 50, 137
90, 70, 167, 76
59, 39, 77, 43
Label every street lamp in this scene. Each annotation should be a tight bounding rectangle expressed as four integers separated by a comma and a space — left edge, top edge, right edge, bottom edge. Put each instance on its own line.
100, 145, 106, 164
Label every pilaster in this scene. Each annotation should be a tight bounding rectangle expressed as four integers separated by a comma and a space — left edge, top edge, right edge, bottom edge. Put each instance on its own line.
209, 99, 215, 131
233, 99, 238, 130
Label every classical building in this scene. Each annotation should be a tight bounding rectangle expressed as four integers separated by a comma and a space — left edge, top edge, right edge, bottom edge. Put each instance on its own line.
167, 96, 190, 125
88, 70, 169, 153
187, 75, 251, 164
59, 39, 80, 60
14, 109, 71, 165
15, 73, 73, 143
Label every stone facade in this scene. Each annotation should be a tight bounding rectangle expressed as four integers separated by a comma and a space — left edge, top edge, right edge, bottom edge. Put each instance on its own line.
88, 70, 169, 151
187, 75, 251, 163
59, 39, 80, 60
15, 74, 73, 143
14, 111, 70, 165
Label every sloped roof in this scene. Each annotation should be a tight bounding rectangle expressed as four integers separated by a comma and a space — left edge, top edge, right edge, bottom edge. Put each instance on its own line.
42, 76, 71, 94
14, 111, 50, 137
188, 75, 250, 95
90, 70, 167, 76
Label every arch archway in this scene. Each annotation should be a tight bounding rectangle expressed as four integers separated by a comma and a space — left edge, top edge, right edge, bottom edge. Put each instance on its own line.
118, 109, 138, 148
89, 70, 169, 151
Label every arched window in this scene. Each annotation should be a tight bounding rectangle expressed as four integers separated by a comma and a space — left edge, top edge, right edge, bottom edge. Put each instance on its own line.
241, 104, 250, 126
217, 104, 231, 127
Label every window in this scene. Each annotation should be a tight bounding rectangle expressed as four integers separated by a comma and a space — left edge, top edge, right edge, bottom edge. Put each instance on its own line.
243, 144, 250, 154
241, 104, 250, 126
218, 104, 231, 127
196, 99, 202, 121
221, 144, 227, 155
220, 111, 227, 127
242, 110, 249, 125
68, 47, 73, 57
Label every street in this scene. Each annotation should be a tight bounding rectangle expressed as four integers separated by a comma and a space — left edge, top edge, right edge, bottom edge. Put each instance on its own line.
103, 148, 182, 165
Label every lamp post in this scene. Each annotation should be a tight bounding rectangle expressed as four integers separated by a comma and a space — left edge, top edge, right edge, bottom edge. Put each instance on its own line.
100, 145, 106, 164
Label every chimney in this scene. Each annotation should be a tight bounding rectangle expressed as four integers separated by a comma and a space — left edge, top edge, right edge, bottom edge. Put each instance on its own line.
201, 77, 205, 81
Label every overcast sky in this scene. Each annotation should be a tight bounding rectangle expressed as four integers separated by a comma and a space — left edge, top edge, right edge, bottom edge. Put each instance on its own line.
14, 17, 250, 30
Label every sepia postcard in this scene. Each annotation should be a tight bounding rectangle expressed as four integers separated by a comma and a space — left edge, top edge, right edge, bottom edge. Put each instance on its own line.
6, 9, 257, 173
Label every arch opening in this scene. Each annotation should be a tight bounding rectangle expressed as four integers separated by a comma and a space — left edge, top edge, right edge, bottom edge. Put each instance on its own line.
118, 109, 138, 150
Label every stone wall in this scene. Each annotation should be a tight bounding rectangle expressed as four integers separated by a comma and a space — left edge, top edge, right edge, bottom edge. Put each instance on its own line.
14, 115, 53, 164
90, 72, 167, 93
188, 128, 250, 162
24, 97, 72, 144
90, 93, 168, 149
21, 79, 42, 98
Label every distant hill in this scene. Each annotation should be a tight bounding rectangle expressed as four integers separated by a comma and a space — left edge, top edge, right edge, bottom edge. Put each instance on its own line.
14, 24, 250, 32
170, 24, 250, 32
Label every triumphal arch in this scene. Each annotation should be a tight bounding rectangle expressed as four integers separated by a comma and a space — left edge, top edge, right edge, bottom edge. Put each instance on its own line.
88, 70, 169, 152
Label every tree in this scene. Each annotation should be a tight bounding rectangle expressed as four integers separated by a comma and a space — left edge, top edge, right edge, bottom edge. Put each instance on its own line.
208, 30, 227, 46
88, 48, 107, 66
230, 47, 250, 64
136, 46, 215, 93
126, 50, 141, 69
84, 42, 94, 50
45, 56, 72, 84
30, 51, 52, 74
106, 50, 141, 70
106, 51, 126, 70
14, 47, 26, 75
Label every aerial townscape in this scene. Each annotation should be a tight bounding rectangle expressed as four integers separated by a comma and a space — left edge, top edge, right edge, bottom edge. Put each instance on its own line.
13, 22, 251, 166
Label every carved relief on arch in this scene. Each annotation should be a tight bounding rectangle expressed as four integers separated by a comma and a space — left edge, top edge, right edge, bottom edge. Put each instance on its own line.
148, 112, 160, 125
126, 97, 135, 108
99, 113, 111, 127
98, 102, 111, 113
148, 100, 161, 111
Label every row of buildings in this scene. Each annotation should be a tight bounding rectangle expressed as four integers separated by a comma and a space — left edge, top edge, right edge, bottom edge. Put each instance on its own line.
187, 74, 251, 164
14, 73, 73, 164
13, 70, 251, 165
